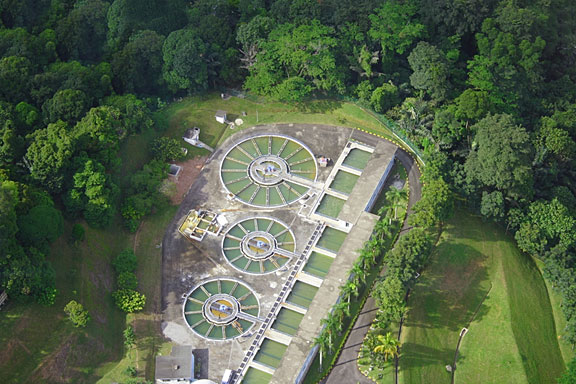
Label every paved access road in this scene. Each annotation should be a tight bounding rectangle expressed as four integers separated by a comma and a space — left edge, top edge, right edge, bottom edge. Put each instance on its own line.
323, 148, 422, 384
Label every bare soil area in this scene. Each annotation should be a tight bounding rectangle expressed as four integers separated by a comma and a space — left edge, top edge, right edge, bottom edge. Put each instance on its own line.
166, 156, 209, 205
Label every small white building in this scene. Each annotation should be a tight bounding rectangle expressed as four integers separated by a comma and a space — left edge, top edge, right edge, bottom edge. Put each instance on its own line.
155, 345, 194, 384
215, 110, 227, 124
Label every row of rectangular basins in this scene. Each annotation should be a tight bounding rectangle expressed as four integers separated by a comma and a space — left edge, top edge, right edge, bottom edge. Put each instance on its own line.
241, 226, 348, 383
314, 147, 373, 219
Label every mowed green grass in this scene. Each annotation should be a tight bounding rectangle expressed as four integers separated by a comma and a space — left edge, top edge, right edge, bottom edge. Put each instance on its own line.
0, 220, 129, 383
152, 93, 397, 149
399, 211, 565, 384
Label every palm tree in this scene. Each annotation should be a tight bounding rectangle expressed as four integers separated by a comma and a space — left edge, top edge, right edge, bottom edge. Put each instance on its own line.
351, 262, 366, 286
333, 301, 350, 332
359, 247, 375, 270
385, 187, 408, 219
313, 333, 329, 369
373, 332, 401, 362
366, 237, 384, 264
378, 201, 394, 223
320, 315, 338, 353
341, 280, 359, 308
374, 219, 393, 241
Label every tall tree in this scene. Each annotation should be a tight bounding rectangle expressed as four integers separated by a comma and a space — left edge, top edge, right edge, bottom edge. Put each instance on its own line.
111, 30, 165, 95
26, 120, 74, 192
464, 114, 533, 200
368, 0, 425, 56
408, 42, 451, 101
245, 21, 345, 101
162, 29, 208, 93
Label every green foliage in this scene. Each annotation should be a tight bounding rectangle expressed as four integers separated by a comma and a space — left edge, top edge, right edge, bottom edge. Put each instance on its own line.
71, 223, 85, 243
73, 106, 122, 167
245, 21, 344, 100
373, 276, 406, 324
113, 289, 146, 313
368, 0, 426, 55
42, 89, 90, 124
370, 83, 400, 113
465, 114, 533, 199
17, 204, 64, 249
117, 272, 138, 290
515, 199, 576, 256
113, 250, 137, 274
455, 89, 492, 122
0, 56, 32, 103
26, 120, 75, 192
480, 191, 505, 221
162, 29, 208, 93
56, 0, 110, 62
64, 300, 90, 327
150, 137, 185, 162
123, 325, 135, 348
121, 160, 167, 231
111, 30, 165, 95
64, 159, 117, 228
408, 42, 450, 101
410, 176, 453, 228
385, 228, 434, 285
102, 94, 154, 135
558, 358, 576, 384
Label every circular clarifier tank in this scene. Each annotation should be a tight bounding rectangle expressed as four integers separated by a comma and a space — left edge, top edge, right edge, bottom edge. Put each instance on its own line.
183, 278, 260, 340
220, 135, 317, 207
222, 217, 296, 274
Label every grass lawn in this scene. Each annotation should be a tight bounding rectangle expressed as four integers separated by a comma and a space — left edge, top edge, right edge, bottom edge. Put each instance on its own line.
0, 127, 179, 383
0, 219, 129, 383
152, 93, 398, 150
399, 210, 565, 384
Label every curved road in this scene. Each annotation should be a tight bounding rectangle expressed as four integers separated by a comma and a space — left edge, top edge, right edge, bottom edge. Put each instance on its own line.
322, 148, 422, 384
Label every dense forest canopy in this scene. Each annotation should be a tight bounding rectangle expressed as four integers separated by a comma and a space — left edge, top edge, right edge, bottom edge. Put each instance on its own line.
1, 0, 576, 362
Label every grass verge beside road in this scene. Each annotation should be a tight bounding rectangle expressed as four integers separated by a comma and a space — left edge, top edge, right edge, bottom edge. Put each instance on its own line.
399, 211, 565, 384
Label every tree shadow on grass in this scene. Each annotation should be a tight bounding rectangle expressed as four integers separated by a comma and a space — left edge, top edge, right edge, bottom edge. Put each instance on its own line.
400, 342, 467, 370
404, 243, 491, 333
295, 100, 343, 114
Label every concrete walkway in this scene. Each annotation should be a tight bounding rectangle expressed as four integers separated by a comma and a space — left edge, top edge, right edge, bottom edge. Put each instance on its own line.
323, 148, 422, 384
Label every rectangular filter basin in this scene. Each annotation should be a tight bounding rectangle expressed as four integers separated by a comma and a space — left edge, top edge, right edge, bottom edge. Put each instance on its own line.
342, 148, 372, 170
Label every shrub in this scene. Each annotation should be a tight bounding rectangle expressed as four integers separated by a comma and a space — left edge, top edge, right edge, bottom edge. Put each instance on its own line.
71, 223, 85, 242
64, 300, 90, 327
118, 272, 138, 290
113, 289, 146, 313
150, 137, 185, 162
124, 325, 135, 348
113, 250, 137, 274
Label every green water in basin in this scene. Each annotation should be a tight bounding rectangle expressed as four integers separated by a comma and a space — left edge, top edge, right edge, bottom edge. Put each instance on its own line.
343, 148, 371, 170
303, 251, 335, 278
315, 194, 346, 218
254, 338, 288, 369
286, 281, 318, 309
329, 170, 359, 195
242, 367, 273, 384
316, 227, 347, 252
272, 307, 304, 336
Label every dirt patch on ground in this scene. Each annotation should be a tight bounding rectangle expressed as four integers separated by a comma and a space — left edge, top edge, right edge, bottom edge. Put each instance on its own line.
166, 156, 208, 205
32, 334, 108, 384
439, 258, 486, 300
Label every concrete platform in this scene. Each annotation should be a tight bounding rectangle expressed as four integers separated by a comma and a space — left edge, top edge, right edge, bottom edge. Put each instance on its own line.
338, 140, 397, 224
270, 211, 379, 384
161, 123, 399, 383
